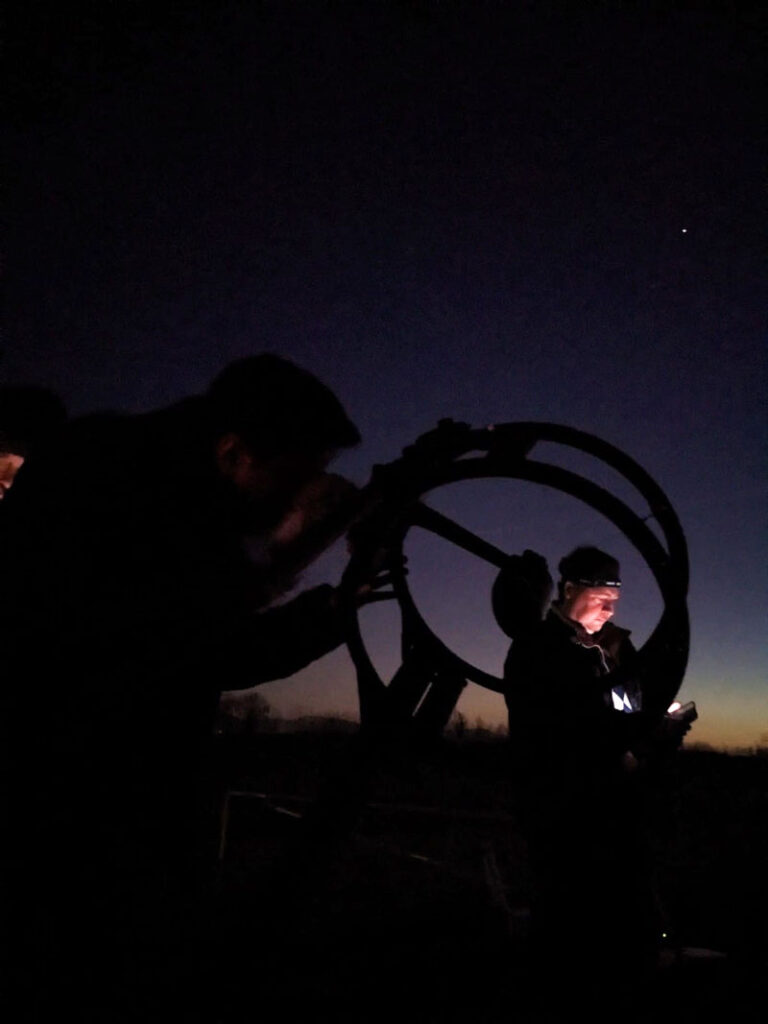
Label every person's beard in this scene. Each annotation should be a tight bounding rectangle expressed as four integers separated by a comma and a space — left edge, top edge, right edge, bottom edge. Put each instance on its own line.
217, 475, 297, 535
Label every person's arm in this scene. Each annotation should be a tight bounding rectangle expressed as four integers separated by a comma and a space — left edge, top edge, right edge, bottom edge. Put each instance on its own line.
187, 559, 395, 692
173, 582, 345, 692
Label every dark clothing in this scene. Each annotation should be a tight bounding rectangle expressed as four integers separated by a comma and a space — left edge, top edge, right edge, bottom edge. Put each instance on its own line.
505, 609, 647, 793
3, 401, 346, 1020
504, 609, 657, 1015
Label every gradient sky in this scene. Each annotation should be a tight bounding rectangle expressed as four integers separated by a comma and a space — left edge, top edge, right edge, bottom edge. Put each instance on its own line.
7, 3, 765, 748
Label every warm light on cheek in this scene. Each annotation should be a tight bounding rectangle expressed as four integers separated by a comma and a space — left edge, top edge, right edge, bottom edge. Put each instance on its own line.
0, 453, 25, 495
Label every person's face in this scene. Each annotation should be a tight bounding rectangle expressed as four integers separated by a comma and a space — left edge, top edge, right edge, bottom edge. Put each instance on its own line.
215, 434, 332, 532
0, 452, 25, 499
562, 582, 621, 634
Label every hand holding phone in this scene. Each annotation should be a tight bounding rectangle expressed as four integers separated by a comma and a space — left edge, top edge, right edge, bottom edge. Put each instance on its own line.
666, 700, 698, 725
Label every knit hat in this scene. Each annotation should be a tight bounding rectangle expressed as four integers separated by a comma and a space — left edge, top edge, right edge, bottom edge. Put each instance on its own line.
558, 546, 621, 588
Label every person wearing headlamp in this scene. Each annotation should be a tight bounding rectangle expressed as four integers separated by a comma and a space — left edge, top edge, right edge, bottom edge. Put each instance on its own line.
503, 545, 687, 1015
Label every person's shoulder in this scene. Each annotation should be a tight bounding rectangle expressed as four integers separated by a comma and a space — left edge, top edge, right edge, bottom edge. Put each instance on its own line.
63, 400, 207, 475
65, 397, 204, 442
19, 408, 167, 511
503, 610, 561, 679
507, 611, 551, 650
533, 608, 575, 644
516, 609, 574, 646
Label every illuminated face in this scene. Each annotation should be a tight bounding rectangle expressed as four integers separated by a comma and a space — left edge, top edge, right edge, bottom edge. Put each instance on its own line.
0, 452, 25, 499
562, 582, 621, 634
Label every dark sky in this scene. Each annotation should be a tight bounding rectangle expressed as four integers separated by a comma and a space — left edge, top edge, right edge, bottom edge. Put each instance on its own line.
7, 1, 766, 747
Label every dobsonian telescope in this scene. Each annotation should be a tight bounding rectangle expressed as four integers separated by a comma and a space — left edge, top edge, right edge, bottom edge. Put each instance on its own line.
339, 418, 690, 735
270, 419, 690, 877
220, 419, 693, 1020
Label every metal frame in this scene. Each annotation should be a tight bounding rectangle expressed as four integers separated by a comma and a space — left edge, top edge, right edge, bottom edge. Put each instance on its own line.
342, 419, 689, 731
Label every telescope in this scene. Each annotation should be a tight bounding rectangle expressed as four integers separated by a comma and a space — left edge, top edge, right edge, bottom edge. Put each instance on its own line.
338, 419, 690, 734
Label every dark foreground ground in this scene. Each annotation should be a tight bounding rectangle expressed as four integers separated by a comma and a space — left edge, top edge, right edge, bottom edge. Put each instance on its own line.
213, 734, 768, 1023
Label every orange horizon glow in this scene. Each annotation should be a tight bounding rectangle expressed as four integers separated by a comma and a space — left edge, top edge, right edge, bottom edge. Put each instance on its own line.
258, 658, 768, 754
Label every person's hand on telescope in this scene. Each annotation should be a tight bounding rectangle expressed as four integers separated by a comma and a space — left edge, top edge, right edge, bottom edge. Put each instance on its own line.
353, 555, 408, 607
336, 550, 408, 608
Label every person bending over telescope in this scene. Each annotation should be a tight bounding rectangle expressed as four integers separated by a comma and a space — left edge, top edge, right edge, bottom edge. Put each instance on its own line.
4, 354, 373, 1021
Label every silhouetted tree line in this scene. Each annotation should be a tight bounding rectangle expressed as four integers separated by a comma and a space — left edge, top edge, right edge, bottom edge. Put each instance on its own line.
216, 689, 276, 735
215, 691, 358, 737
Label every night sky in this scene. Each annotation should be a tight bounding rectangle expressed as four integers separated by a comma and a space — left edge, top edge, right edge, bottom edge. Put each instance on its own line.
7, 2, 765, 748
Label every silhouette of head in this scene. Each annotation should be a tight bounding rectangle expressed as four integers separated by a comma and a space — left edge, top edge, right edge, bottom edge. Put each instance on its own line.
206, 354, 360, 531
